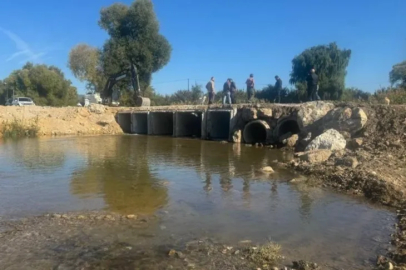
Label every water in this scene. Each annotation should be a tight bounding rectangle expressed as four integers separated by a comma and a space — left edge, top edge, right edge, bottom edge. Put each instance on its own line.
0, 135, 395, 269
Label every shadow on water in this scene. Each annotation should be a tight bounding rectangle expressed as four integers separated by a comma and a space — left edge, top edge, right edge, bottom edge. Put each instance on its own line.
0, 135, 396, 269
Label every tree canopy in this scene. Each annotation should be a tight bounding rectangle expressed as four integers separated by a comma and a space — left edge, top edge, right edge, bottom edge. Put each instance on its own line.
390, 60, 406, 87
99, 0, 172, 94
68, 44, 105, 94
0, 62, 78, 106
290, 42, 351, 100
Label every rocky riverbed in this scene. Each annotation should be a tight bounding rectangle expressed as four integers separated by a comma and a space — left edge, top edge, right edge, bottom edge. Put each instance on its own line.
0, 212, 321, 270
276, 104, 406, 269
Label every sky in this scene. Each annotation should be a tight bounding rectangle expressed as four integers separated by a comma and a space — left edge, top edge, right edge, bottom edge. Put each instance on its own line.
0, 0, 405, 95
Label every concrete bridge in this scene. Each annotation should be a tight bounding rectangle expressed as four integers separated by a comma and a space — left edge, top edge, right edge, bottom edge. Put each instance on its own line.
116, 102, 336, 144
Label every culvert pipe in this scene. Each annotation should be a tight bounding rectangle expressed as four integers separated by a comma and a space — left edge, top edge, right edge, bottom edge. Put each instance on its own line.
274, 117, 302, 142
243, 120, 271, 144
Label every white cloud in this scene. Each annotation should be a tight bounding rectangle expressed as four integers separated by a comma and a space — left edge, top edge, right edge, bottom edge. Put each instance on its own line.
0, 27, 47, 63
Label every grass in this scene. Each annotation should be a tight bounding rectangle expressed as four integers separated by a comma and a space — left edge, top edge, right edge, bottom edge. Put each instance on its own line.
1, 117, 39, 138
245, 242, 283, 267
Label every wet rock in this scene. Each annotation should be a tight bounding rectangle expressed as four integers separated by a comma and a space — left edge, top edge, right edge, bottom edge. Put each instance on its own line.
104, 215, 115, 221
292, 260, 319, 270
175, 251, 186, 259
305, 129, 346, 151
261, 166, 275, 173
284, 134, 299, 147
299, 149, 332, 164
335, 157, 359, 168
232, 130, 242, 143
168, 249, 176, 257
239, 240, 252, 244
242, 108, 258, 121
321, 107, 368, 135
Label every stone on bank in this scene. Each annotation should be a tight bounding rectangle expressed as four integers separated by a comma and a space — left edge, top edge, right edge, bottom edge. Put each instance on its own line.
305, 129, 346, 151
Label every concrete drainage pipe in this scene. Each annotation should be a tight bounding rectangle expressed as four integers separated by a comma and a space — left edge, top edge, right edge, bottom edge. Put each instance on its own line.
243, 120, 271, 144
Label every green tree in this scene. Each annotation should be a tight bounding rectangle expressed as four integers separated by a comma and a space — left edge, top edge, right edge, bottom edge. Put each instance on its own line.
290, 42, 351, 100
99, 0, 172, 99
0, 62, 78, 106
68, 43, 106, 94
390, 60, 406, 87
341, 87, 371, 102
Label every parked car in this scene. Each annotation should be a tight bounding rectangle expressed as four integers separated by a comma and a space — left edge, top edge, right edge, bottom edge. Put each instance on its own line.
10, 97, 35, 106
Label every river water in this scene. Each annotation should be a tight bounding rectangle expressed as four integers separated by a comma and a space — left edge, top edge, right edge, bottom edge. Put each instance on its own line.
0, 135, 395, 269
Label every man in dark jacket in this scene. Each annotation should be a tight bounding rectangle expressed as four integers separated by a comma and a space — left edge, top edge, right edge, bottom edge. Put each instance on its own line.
306, 69, 320, 101
230, 79, 237, 104
223, 78, 232, 105
274, 76, 282, 103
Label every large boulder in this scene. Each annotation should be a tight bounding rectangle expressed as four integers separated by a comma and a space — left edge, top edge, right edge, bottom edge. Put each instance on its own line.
299, 149, 332, 163
321, 107, 367, 135
242, 108, 257, 122
297, 102, 335, 127
305, 129, 346, 151
257, 108, 272, 118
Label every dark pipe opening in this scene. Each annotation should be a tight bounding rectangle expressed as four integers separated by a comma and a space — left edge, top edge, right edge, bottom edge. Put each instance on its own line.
131, 113, 148, 134
207, 111, 230, 140
243, 120, 268, 143
117, 113, 131, 133
176, 112, 202, 138
150, 112, 174, 136
277, 119, 301, 140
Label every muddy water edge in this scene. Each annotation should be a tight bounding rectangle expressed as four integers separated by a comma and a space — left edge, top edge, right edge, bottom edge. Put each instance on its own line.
0, 135, 396, 270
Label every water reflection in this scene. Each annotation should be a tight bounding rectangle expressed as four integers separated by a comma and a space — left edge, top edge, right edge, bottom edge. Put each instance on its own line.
0, 138, 66, 171
70, 136, 168, 215
0, 135, 395, 269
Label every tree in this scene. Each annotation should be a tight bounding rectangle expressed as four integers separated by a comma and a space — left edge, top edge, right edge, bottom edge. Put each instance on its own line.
341, 87, 371, 102
68, 44, 105, 93
0, 62, 78, 106
290, 42, 351, 100
99, 0, 172, 98
390, 60, 406, 87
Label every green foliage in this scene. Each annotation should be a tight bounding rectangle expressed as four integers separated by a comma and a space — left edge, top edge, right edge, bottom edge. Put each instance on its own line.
0, 63, 78, 106
341, 87, 371, 102
99, 0, 172, 96
68, 44, 106, 93
1, 118, 39, 138
290, 42, 351, 100
245, 242, 283, 266
390, 60, 406, 87
373, 86, 406, 104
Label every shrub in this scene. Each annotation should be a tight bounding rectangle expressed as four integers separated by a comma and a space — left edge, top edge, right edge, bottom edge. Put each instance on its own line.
1, 117, 39, 138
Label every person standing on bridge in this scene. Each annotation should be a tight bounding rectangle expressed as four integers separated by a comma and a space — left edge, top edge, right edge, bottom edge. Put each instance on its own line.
306, 69, 320, 101
274, 75, 283, 103
223, 78, 232, 105
245, 74, 255, 101
230, 79, 237, 104
206, 77, 216, 105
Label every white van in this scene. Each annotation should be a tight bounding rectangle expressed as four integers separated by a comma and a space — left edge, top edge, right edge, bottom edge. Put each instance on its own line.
8, 97, 35, 106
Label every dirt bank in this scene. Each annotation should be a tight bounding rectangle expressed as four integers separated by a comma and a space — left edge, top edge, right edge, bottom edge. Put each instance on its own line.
0, 105, 124, 137
287, 104, 406, 268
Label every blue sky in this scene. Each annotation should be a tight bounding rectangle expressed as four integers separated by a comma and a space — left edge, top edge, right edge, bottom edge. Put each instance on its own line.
0, 0, 405, 95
